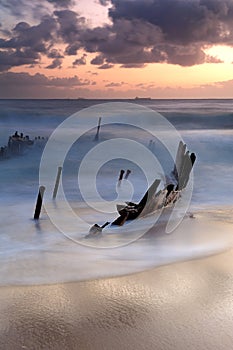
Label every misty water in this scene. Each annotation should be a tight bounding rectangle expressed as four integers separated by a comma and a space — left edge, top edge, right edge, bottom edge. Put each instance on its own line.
0, 99, 232, 286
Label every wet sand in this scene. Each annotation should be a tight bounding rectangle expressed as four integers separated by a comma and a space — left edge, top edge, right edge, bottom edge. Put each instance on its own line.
1, 249, 233, 350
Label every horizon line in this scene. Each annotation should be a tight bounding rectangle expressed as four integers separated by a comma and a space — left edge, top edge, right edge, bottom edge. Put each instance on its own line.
1, 97, 233, 101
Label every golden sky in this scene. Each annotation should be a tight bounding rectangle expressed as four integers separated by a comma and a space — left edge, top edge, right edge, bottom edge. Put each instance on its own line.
1, 0, 233, 98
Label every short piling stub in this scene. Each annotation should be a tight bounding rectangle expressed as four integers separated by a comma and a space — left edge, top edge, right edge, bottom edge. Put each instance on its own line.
117, 169, 125, 187
94, 117, 102, 141
118, 169, 125, 182
124, 169, 131, 179
53, 166, 62, 199
34, 186, 45, 220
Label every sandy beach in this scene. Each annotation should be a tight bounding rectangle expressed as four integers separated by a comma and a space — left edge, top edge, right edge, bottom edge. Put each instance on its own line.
1, 249, 233, 350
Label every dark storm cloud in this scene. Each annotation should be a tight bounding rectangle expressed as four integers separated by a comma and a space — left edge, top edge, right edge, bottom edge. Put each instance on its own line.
1, 0, 233, 71
80, 26, 111, 53
54, 10, 86, 43
84, 0, 233, 67
0, 49, 40, 71
0, 18, 57, 53
109, 0, 233, 45
65, 43, 81, 55
0, 8, 88, 71
0, 16, 58, 70
0, 3, 77, 72
53, 0, 229, 68
53, 9, 88, 55
54, 10, 88, 56
87, 0, 233, 67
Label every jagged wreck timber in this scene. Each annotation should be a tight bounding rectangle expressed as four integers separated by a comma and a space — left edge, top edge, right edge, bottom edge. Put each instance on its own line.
87, 222, 110, 237
111, 141, 196, 226
88, 141, 196, 234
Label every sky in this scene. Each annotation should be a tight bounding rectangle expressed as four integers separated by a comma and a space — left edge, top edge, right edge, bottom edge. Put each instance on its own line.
0, 0, 233, 99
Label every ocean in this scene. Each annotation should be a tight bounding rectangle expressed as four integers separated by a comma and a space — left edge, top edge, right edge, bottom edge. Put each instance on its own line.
0, 99, 232, 286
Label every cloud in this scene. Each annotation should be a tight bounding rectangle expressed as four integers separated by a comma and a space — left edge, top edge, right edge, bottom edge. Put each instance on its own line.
72, 54, 87, 66
0, 18, 57, 48
0, 16, 58, 70
0, 7, 87, 71
46, 57, 62, 69
65, 43, 81, 55
0, 71, 94, 98
89, 0, 233, 67
1, 0, 233, 71
54, 9, 86, 43
0, 49, 40, 71
56, 0, 231, 68
87, 70, 98, 75
0, 0, 54, 21
205, 55, 223, 63
0, 71, 91, 86
0, 8, 88, 71
90, 55, 104, 65
98, 0, 111, 6
1, 71, 233, 99
105, 82, 122, 87
46, 0, 73, 8
109, 0, 233, 45
0, 0, 71, 20
98, 63, 114, 69
80, 26, 111, 53
120, 63, 146, 69
47, 48, 64, 58
0, 23, 11, 37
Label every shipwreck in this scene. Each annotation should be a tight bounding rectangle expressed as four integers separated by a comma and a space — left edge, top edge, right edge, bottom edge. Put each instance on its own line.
88, 141, 196, 234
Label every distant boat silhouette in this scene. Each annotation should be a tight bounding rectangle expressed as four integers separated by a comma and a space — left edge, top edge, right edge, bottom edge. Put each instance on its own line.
135, 97, 151, 101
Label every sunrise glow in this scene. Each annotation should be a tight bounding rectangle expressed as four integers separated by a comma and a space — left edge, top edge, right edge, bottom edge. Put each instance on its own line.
1, 0, 233, 98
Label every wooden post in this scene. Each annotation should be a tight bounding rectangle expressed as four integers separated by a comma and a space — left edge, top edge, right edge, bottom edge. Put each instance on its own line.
124, 169, 131, 179
118, 169, 125, 181
34, 186, 45, 220
53, 166, 62, 199
117, 169, 125, 187
94, 117, 102, 141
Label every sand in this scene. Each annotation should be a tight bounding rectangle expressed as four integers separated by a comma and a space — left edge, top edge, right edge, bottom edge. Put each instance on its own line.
1, 249, 233, 350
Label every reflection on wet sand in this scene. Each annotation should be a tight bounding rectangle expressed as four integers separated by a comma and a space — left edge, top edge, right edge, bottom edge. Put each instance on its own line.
1, 249, 233, 350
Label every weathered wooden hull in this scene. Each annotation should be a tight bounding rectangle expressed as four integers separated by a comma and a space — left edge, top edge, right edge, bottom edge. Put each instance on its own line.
112, 141, 196, 226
